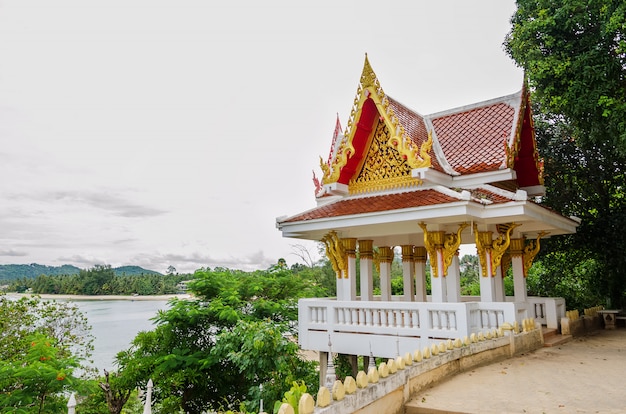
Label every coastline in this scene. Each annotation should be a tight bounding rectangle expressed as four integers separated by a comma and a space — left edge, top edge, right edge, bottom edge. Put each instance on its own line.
6, 293, 192, 301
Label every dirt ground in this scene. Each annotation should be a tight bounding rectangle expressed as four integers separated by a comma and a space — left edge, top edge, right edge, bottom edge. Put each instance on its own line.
405, 328, 626, 414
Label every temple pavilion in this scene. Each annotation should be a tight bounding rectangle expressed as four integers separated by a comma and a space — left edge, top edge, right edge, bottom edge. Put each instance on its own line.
276, 56, 579, 366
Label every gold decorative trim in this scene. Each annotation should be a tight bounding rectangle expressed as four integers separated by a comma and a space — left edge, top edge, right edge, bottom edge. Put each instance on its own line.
501, 252, 512, 278
358, 240, 374, 260
343, 238, 357, 258
350, 175, 422, 194
523, 232, 548, 277
414, 246, 427, 263
322, 54, 432, 185
491, 223, 521, 275
372, 249, 380, 273
419, 222, 445, 277
509, 238, 526, 258
474, 225, 492, 277
401, 245, 414, 262
442, 223, 469, 277
321, 231, 347, 279
349, 120, 423, 194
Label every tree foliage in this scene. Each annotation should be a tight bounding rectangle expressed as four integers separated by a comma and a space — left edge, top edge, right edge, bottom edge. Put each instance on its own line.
506, 0, 626, 307
113, 265, 320, 413
0, 334, 80, 413
0, 295, 94, 371
10, 265, 186, 296
0, 296, 94, 412
505, 0, 626, 150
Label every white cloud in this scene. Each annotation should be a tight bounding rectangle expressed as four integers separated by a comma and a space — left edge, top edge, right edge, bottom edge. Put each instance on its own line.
0, 0, 521, 273
0, 249, 28, 257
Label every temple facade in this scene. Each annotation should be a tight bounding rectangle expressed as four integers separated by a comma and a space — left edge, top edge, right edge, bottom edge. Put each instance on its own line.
276, 56, 579, 370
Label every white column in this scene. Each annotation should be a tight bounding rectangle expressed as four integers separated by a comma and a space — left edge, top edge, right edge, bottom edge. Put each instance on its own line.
414, 246, 427, 301
401, 245, 415, 301
379, 246, 393, 301
336, 272, 344, 300
338, 238, 357, 301
446, 251, 461, 302
494, 266, 505, 302
430, 231, 447, 303
359, 240, 374, 301
510, 238, 527, 302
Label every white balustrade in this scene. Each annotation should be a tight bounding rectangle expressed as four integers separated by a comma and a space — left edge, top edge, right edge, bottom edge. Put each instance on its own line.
527, 297, 565, 329
298, 296, 553, 358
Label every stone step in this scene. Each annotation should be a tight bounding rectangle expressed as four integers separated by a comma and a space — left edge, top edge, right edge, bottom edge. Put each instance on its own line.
542, 327, 572, 347
543, 334, 572, 347
542, 327, 558, 338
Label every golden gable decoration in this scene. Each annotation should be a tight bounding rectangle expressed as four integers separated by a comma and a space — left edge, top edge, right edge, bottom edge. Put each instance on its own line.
350, 121, 419, 194
322, 55, 432, 186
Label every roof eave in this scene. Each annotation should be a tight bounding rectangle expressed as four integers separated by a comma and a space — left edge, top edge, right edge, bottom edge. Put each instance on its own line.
413, 167, 517, 188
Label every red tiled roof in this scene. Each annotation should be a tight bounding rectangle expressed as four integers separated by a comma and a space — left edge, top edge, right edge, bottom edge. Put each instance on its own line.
469, 187, 514, 204
430, 103, 515, 174
387, 96, 445, 172
283, 190, 461, 223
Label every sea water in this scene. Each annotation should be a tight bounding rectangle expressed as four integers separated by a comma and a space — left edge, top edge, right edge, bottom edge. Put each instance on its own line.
70, 299, 170, 373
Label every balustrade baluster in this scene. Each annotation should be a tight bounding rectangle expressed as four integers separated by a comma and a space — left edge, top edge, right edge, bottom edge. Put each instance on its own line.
350, 308, 357, 325
381, 310, 388, 327
373, 309, 381, 327
412, 310, 419, 328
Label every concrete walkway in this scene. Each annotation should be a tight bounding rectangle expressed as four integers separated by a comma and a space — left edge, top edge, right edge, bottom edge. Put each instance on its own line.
405, 328, 626, 414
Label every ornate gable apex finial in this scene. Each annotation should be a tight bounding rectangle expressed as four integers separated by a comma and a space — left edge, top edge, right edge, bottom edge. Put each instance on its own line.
360, 53, 378, 89
321, 54, 432, 186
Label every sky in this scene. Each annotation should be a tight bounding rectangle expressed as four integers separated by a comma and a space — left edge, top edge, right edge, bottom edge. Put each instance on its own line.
0, 0, 523, 274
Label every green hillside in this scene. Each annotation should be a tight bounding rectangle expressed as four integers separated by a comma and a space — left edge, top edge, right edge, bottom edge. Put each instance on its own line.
0, 264, 162, 282
113, 266, 162, 276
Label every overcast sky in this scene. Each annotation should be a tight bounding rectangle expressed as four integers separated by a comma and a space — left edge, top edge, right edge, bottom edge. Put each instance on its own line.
0, 0, 523, 274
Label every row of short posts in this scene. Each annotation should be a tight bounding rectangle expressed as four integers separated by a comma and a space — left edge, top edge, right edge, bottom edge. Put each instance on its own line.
275, 321, 537, 414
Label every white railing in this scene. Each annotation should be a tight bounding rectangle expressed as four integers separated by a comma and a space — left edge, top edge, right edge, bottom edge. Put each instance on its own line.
527, 296, 565, 329
299, 298, 528, 358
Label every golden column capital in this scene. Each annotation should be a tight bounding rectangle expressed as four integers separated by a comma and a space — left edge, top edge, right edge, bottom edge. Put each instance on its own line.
342, 238, 357, 258
358, 240, 373, 260
414, 246, 427, 263
378, 246, 394, 263
401, 245, 414, 262
509, 238, 525, 258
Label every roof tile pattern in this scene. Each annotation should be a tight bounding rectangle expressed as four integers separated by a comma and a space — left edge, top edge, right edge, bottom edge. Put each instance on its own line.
283, 190, 461, 223
469, 188, 514, 204
387, 96, 445, 172
431, 103, 515, 174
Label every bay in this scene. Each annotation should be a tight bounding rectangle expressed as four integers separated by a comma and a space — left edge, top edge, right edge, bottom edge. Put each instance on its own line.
70, 299, 170, 372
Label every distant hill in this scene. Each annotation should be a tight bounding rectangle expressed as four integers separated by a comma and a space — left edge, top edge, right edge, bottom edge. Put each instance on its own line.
111, 266, 162, 276
0, 264, 162, 282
